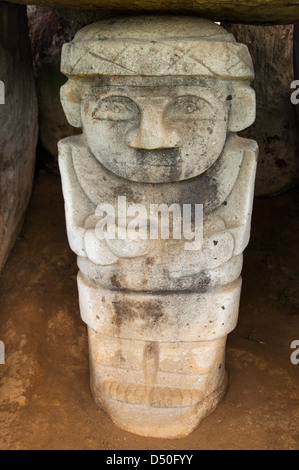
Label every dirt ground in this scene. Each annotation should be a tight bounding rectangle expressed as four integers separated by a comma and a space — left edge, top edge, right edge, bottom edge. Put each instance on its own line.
0, 170, 298, 450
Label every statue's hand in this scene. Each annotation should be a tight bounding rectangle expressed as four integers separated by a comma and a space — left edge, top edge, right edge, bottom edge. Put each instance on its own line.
105, 230, 150, 259
84, 225, 150, 264
167, 229, 235, 279
84, 229, 118, 266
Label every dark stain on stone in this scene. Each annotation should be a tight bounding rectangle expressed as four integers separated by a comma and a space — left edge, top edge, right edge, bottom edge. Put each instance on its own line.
113, 184, 136, 202
114, 349, 126, 366
173, 271, 212, 293
177, 172, 220, 216
112, 298, 165, 329
137, 148, 182, 182
111, 274, 122, 289
146, 257, 155, 266
196, 272, 211, 292
213, 240, 219, 246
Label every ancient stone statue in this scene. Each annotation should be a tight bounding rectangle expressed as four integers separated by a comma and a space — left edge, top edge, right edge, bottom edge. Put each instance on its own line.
58, 16, 258, 438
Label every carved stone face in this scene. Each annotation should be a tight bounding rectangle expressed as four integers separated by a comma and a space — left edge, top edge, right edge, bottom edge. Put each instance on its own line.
81, 78, 230, 183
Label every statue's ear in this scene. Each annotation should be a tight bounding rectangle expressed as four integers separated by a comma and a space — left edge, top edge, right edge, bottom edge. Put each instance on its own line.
227, 86, 256, 132
60, 80, 82, 128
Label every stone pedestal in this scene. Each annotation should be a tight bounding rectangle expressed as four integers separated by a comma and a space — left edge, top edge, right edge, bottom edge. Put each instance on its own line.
59, 16, 258, 438
89, 324, 228, 438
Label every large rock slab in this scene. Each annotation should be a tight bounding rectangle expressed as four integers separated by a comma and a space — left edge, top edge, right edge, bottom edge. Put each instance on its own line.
0, 3, 38, 269
5, 0, 299, 24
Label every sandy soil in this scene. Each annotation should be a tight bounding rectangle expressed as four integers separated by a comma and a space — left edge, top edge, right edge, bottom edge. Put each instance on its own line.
0, 171, 298, 450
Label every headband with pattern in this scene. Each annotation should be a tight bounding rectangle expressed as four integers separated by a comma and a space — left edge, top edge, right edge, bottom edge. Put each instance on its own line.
61, 17, 254, 81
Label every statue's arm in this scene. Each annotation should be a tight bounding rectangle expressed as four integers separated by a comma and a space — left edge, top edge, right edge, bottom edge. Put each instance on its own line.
58, 139, 94, 258
58, 139, 120, 265
166, 139, 258, 277
214, 138, 259, 256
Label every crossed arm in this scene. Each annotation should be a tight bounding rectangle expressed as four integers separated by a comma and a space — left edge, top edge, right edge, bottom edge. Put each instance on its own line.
59, 138, 257, 271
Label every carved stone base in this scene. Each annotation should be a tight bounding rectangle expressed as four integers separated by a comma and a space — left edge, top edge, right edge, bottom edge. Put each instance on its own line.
88, 327, 228, 438
91, 376, 227, 438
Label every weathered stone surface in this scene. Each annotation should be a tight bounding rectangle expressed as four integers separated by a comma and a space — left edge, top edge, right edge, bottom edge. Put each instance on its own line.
58, 17, 258, 438
224, 24, 299, 196
27, 6, 111, 168
0, 3, 38, 270
4, 0, 299, 24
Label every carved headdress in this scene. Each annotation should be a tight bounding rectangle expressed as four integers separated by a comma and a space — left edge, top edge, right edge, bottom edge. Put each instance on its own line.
61, 17, 255, 131
61, 16, 254, 80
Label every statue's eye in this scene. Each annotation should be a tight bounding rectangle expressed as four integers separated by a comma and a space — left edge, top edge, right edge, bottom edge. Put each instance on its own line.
92, 96, 139, 121
184, 101, 198, 114
166, 96, 214, 121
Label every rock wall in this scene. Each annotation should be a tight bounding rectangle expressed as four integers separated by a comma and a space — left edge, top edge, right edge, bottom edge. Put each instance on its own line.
27, 6, 112, 172
224, 23, 299, 196
0, 3, 38, 270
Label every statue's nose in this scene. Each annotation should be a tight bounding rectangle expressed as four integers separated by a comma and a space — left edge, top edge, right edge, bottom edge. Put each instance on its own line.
126, 111, 181, 150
